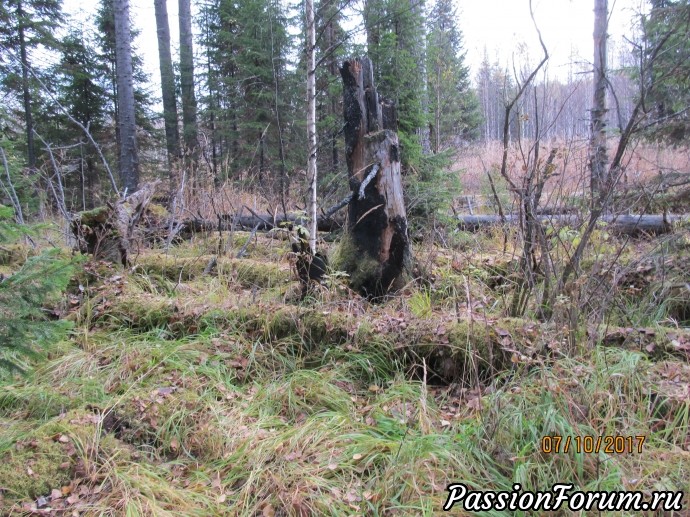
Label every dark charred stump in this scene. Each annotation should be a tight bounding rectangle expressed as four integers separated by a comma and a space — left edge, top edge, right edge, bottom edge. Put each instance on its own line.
339, 57, 410, 298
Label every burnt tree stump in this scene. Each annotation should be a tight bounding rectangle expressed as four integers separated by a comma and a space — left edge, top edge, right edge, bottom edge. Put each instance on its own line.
338, 57, 410, 298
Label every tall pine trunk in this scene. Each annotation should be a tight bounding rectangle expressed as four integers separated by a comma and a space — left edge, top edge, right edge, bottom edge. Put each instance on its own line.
154, 0, 180, 182
590, 0, 608, 203
179, 0, 199, 172
114, 0, 139, 193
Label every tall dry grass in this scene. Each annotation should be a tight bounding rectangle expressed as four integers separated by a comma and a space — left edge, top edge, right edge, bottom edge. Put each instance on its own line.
452, 139, 690, 212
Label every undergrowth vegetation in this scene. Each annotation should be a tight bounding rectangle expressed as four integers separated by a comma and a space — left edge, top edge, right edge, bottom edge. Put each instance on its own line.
1, 227, 689, 515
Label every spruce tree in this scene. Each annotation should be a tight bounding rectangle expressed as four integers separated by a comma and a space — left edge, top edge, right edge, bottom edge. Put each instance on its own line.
638, 0, 690, 142
49, 28, 109, 207
425, 0, 479, 152
199, 0, 295, 185
0, 205, 76, 375
0, 0, 63, 172
315, 0, 347, 176
363, 0, 427, 169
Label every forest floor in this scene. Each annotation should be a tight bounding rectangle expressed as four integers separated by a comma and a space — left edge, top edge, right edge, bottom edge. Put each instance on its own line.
1, 225, 690, 515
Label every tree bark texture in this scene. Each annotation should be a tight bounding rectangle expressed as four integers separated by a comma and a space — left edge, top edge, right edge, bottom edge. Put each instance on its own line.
305, 0, 318, 253
16, 0, 35, 173
340, 57, 409, 298
590, 0, 608, 200
178, 0, 199, 167
154, 0, 181, 175
113, 0, 139, 193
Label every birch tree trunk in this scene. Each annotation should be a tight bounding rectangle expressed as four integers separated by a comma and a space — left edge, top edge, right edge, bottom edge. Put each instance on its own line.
339, 57, 410, 298
590, 0, 608, 202
114, 0, 139, 193
305, 0, 318, 253
154, 0, 180, 180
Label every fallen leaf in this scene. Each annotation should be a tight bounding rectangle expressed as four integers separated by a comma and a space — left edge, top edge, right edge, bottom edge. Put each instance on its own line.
467, 397, 481, 411
262, 504, 276, 517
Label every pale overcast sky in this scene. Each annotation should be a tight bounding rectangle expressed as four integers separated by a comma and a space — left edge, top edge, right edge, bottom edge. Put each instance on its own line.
64, 0, 649, 94
459, 0, 648, 79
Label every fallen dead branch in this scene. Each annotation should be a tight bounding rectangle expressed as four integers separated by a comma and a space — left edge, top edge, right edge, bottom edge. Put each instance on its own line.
456, 213, 690, 235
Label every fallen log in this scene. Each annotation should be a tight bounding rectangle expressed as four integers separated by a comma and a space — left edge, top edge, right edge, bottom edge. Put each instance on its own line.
179, 212, 344, 235
457, 213, 690, 235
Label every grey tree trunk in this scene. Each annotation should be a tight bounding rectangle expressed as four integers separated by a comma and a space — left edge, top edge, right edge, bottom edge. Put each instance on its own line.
178, 0, 199, 169
339, 57, 410, 298
113, 0, 139, 193
455, 213, 682, 236
16, 0, 35, 173
590, 0, 608, 201
154, 0, 180, 178
306, 0, 318, 253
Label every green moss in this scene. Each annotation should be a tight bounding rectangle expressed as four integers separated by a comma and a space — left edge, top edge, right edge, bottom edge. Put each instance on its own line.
264, 309, 299, 340
75, 206, 109, 226
331, 234, 380, 293
299, 310, 350, 346
134, 253, 290, 288
224, 259, 290, 288
261, 308, 351, 347
0, 438, 73, 501
146, 203, 169, 219
0, 386, 74, 419
0, 410, 135, 504
135, 254, 208, 281
0, 243, 32, 266
97, 292, 176, 331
